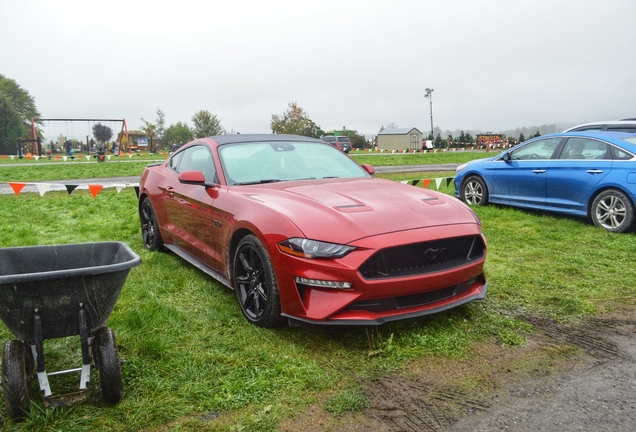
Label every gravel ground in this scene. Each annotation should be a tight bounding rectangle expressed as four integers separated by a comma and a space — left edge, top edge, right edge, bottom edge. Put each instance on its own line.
448, 316, 636, 431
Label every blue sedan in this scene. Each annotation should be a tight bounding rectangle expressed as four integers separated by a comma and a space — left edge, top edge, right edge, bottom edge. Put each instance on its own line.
455, 131, 636, 233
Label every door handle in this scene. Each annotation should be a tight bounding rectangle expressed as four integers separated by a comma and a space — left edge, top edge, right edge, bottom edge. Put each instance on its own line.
532, 170, 546, 173
586, 170, 603, 174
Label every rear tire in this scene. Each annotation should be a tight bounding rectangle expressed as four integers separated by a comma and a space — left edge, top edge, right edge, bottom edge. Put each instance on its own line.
2, 340, 33, 421
591, 189, 635, 233
140, 197, 164, 251
93, 327, 124, 404
461, 175, 489, 206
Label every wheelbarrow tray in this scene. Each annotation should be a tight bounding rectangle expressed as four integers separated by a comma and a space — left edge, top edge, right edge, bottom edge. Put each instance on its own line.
0, 242, 141, 341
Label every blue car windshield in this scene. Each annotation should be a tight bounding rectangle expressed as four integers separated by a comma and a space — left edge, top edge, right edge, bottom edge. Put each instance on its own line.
219, 141, 368, 185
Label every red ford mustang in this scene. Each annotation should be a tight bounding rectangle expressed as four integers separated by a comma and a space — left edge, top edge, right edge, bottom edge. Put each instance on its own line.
138, 134, 487, 327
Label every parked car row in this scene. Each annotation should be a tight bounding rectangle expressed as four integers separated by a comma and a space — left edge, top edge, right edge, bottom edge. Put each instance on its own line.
137, 122, 636, 328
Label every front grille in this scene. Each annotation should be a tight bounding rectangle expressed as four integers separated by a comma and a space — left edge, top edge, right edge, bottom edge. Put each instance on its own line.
344, 279, 476, 312
359, 235, 485, 280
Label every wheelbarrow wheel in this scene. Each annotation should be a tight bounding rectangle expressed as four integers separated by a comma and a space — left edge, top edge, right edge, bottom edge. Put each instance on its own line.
93, 327, 123, 404
2, 340, 33, 421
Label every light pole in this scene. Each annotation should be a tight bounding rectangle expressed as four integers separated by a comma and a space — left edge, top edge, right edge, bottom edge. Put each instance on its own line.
425, 88, 434, 140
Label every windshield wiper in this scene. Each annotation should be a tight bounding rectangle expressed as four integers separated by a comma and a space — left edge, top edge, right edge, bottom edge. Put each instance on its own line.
233, 179, 281, 185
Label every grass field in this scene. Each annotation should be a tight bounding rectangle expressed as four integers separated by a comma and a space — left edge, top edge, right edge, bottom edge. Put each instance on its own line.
1, 155, 635, 430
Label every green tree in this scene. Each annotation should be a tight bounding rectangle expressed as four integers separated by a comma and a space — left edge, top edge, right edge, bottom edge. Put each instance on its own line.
164, 122, 193, 146
192, 110, 225, 138
434, 133, 443, 148
350, 132, 367, 149
0, 74, 42, 147
156, 109, 166, 143
270, 102, 324, 138
140, 118, 157, 153
519, 133, 526, 142
92, 123, 113, 149
0, 95, 24, 155
533, 130, 541, 138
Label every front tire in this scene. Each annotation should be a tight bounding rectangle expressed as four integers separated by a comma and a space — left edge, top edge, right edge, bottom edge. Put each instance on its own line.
93, 327, 124, 404
2, 340, 33, 421
591, 189, 635, 233
461, 175, 489, 206
232, 235, 286, 328
140, 197, 164, 251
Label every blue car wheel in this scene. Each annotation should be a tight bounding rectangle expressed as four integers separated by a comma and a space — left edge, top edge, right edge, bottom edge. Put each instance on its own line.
591, 189, 635, 233
461, 175, 489, 206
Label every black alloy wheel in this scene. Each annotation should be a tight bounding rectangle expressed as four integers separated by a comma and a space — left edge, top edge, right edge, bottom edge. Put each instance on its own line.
232, 235, 285, 328
140, 197, 164, 251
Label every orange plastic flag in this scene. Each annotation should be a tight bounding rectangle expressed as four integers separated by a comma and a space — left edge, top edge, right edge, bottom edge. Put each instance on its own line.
88, 185, 103, 198
422, 179, 431, 189
9, 183, 26, 195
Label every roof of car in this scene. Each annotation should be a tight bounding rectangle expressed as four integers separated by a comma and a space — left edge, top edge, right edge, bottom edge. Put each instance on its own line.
563, 119, 636, 132
208, 134, 325, 146
527, 131, 636, 143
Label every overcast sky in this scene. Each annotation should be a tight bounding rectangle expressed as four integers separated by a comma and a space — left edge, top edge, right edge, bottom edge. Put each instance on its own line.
1, 0, 635, 141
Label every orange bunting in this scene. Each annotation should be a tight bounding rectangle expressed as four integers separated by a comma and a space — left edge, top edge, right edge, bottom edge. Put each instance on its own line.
422, 179, 431, 188
88, 185, 103, 198
9, 183, 26, 195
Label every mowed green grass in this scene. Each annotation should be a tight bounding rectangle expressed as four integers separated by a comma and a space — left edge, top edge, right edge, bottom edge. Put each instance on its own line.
0, 156, 635, 430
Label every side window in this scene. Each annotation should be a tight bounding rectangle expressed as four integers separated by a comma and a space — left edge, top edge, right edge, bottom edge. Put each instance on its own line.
610, 146, 635, 161
169, 151, 183, 171
560, 138, 608, 160
509, 138, 560, 160
178, 145, 217, 182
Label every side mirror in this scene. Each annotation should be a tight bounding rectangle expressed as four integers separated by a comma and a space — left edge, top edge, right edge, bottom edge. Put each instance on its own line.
361, 164, 376, 175
178, 170, 206, 184
501, 152, 511, 162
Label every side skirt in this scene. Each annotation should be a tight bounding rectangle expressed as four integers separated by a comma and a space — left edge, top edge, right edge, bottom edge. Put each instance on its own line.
164, 244, 232, 289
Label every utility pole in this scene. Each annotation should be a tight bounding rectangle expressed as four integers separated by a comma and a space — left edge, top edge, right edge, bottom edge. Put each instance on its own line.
425, 88, 434, 140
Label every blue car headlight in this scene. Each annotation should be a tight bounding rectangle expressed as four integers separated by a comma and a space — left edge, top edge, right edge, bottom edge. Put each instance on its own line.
278, 238, 355, 259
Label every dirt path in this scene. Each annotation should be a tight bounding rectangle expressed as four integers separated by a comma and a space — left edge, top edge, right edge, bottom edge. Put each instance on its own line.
365, 315, 636, 431
282, 312, 636, 431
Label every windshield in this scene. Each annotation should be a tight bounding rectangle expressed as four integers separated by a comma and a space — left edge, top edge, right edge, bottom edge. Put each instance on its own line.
219, 141, 369, 185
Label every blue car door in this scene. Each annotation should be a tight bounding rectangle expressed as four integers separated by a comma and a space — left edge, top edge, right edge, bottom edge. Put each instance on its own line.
491, 138, 561, 206
545, 138, 612, 213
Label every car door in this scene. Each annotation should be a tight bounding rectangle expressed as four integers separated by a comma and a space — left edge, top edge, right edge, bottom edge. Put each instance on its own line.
163, 145, 221, 268
545, 137, 612, 213
491, 137, 561, 206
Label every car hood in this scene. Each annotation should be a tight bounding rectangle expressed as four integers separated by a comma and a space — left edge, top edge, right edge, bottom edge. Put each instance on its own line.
236, 178, 479, 243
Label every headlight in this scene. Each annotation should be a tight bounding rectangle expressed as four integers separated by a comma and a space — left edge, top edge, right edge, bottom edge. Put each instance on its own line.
456, 163, 467, 172
278, 238, 355, 259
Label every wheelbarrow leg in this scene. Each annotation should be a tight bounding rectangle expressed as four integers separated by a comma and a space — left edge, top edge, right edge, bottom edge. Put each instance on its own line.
78, 305, 92, 390
32, 310, 52, 398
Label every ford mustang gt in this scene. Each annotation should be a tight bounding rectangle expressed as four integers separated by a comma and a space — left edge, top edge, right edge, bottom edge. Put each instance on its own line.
139, 134, 487, 327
